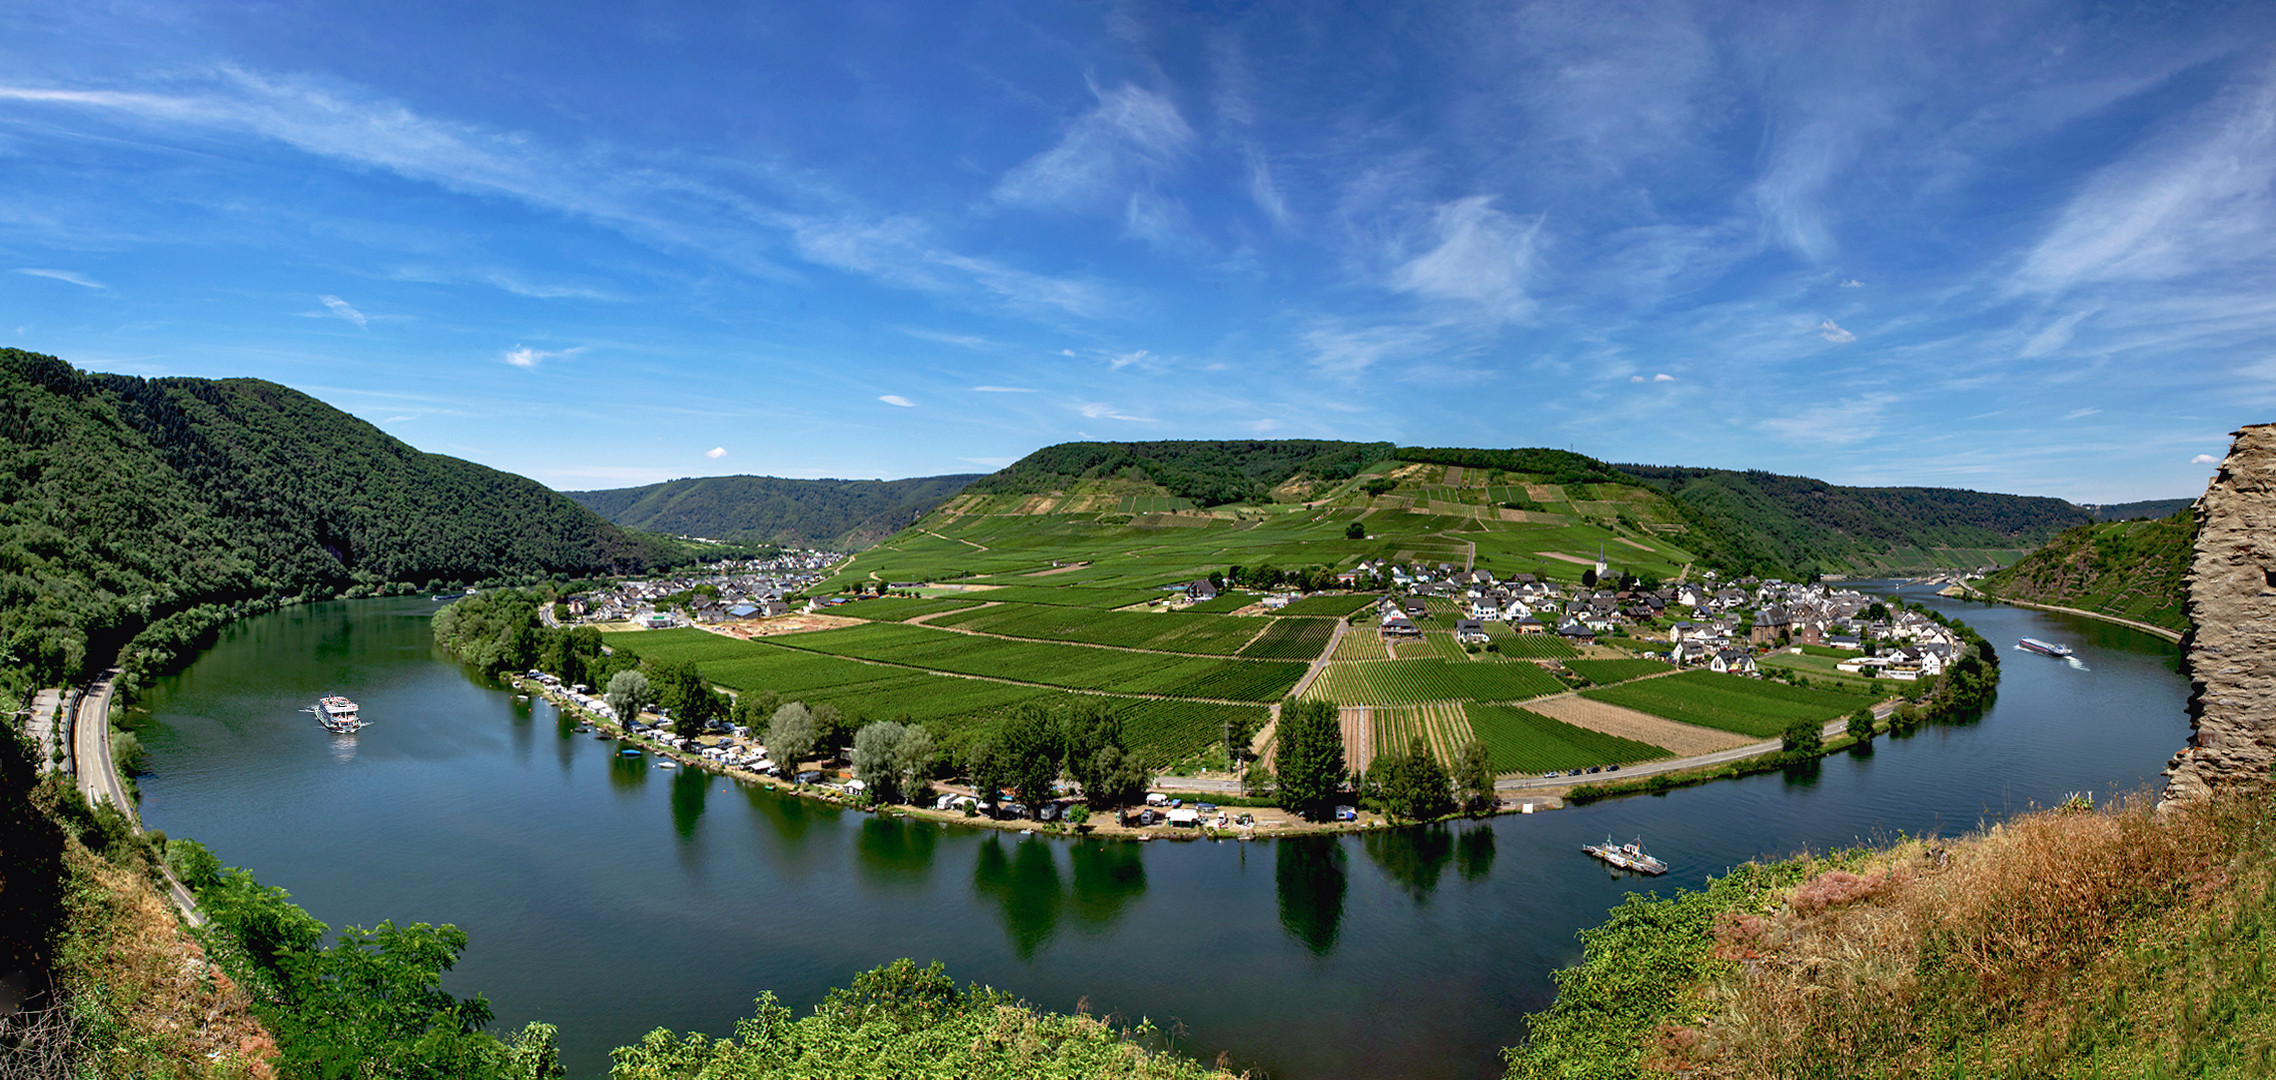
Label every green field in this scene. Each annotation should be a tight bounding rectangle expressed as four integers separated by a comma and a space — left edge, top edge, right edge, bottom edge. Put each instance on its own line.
834, 596, 985, 621
1464, 704, 1671, 773
925, 601, 1264, 655
1305, 658, 1562, 705
772, 622, 1305, 701
1581, 670, 1871, 739
1565, 658, 1675, 684
1237, 618, 1336, 660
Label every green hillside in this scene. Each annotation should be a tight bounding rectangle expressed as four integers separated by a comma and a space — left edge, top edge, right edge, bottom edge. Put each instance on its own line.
1617, 464, 2090, 575
567, 472, 981, 550
1976, 508, 2194, 632
0, 347, 672, 690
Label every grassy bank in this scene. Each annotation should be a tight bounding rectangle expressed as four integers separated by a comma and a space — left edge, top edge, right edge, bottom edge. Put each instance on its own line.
1508, 788, 2276, 1079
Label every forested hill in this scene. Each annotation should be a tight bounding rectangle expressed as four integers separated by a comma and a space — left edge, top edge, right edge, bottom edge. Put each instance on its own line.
1974, 508, 2195, 632
568, 473, 981, 550
0, 348, 672, 688
1615, 465, 2096, 575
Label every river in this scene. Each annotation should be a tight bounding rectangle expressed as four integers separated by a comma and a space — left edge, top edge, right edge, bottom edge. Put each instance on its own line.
133, 584, 2189, 1079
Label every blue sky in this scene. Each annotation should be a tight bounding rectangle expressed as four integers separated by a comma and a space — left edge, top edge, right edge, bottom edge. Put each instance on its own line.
3, 2, 2273, 501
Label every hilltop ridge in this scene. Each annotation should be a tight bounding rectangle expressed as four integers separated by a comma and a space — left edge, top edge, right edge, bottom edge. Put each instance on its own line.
568, 472, 981, 550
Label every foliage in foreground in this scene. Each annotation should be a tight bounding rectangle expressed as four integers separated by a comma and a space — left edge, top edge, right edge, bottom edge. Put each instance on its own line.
611, 959, 1233, 1080
1508, 790, 2276, 1080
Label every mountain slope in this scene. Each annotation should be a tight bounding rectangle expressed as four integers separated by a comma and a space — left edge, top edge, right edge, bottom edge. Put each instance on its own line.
568, 473, 980, 549
1618, 465, 2095, 575
0, 347, 671, 687
1974, 508, 2194, 632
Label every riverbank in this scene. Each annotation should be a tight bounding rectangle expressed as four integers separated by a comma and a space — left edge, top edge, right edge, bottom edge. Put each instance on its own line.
1947, 583, 2185, 643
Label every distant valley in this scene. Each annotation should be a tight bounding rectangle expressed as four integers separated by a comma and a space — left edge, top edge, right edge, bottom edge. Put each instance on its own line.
567, 472, 981, 551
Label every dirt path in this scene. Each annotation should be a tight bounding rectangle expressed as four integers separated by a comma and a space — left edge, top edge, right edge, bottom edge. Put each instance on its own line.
921, 528, 989, 552
1951, 586, 2183, 643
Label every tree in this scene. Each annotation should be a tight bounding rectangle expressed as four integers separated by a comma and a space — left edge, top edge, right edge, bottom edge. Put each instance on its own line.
650, 659, 723, 739
1847, 707, 1876, 743
1581, 567, 1598, 588
1275, 698, 1346, 821
1451, 739, 1494, 814
810, 703, 854, 758
767, 702, 818, 766
603, 670, 651, 724
1345, 520, 1367, 540
731, 689, 781, 732
1782, 716, 1823, 754
1372, 740, 1452, 824
1060, 700, 1147, 808
852, 721, 933, 802
991, 705, 1060, 817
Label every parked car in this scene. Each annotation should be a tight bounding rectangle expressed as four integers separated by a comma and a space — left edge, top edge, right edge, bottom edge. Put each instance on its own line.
1196, 802, 1218, 812
1334, 805, 1357, 822
1138, 808, 1156, 826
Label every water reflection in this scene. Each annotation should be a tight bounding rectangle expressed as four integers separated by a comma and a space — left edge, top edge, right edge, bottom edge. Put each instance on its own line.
972, 836, 1063, 959
669, 767, 709, 840
1065, 841, 1146, 932
608, 751, 648, 792
1274, 836, 1346, 956
855, 816, 939, 889
1454, 824, 1495, 882
328, 732, 358, 765
1364, 824, 1456, 903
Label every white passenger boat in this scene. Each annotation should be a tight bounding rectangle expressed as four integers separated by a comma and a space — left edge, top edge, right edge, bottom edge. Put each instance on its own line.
2018, 638, 2074, 658
310, 695, 366, 733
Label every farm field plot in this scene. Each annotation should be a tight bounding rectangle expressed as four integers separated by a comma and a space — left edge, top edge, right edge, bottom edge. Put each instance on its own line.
1490, 634, 1576, 659
1114, 699, 1268, 765
1304, 659, 1562, 706
1582, 670, 1871, 739
1366, 704, 1474, 768
1565, 658, 1674, 685
1237, 618, 1336, 660
925, 602, 1262, 655
836, 596, 986, 621
946, 584, 1170, 609
1464, 704, 1671, 774
596, 627, 760, 665
776, 622, 1302, 701
1274, 593, 1381, 618
1331, 631, 1388, 661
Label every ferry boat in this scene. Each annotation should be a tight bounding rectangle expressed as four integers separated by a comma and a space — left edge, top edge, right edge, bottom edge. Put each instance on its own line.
2018, 638, 2074, 658
1582, 836, 1669, 875
311, 695, 366, 734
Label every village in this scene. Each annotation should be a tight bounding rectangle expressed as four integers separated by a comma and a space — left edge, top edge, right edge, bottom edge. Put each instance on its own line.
554, 548, 843, 627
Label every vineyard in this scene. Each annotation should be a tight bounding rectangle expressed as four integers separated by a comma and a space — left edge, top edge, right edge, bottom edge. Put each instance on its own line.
1564, 658, 1674, 685
925, 601, 1263, 655
836, 595, 985, 621
1238, 618, 1336, 660
1365, 704, 1475, 768
1464, 704, 1671, 773
1488, 634, 1576, 659
1304, 659, 1562, 706
1582, 670, 1871, 738
771, 622, 1303, 700
1179, 592, 1262, 614
1331, 631, 1388, 661
1273, 593, 1381, 618
939, 584, 1165, 609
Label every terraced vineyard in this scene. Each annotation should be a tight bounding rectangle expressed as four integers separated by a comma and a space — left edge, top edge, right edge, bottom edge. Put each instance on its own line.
1582, 670, 1872, 739
1464, 704, 1671, 773
1564, 658, 1675, 685
772, 622, 1305, 701
1304, 658, 1562, 706
925, 601, 1263, 655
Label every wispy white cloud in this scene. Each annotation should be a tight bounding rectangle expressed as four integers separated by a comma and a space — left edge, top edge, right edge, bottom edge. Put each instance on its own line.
2012, 65, 2276, 296
503, 344, 554, 368
1838, 279, 1864, 288
897, 327, 996, 349
15, 267, 104, 289
1818, 319, 1857, 344
2062, 407, 2102, 420
878, 394, 916, 408
1109, 349, 1151, 370
1630, 372, 1678, 383
1300, 321, 1436, 379
705, 446, 727, 459
1390, 196, 1539, 324
994, 82, 1194, 211
972, 385, 1035, 393
319, 294, 367, 328
381, 415, 414, 423
1757, 393, 1898, 446
1074, 401, 1156, 423
2194, 453, 2221, 464
2018, 306, 2101, 359
960, 456, 1018, 469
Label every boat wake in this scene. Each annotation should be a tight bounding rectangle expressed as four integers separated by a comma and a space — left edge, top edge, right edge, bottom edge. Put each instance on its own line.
2066, 656, 2090, 672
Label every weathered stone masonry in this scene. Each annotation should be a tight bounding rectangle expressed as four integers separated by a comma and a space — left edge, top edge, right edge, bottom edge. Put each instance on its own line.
2168, 423, 2276, 803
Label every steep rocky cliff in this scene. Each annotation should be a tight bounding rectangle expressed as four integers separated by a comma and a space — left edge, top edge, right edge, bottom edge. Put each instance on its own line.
2167, 424, 2276, 802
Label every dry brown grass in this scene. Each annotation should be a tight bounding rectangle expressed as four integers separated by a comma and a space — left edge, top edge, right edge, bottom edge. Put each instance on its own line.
57, 845, 277, 1079
1655, 791, 2247, 1078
